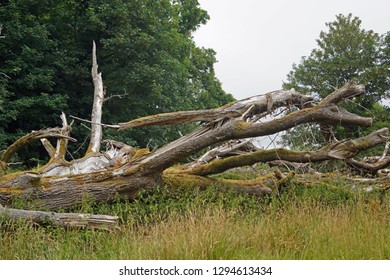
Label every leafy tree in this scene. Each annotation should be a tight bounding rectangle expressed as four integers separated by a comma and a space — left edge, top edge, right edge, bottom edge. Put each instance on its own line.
0, 0, 233, 163
283, 14, 389, 148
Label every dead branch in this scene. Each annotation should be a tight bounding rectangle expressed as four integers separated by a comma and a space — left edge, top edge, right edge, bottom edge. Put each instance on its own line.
168, 128, 388, 176
87, 41, 105, 154
319, 81, 365, 105
52, 112, 71, 162
0, 41, 386, 217
194, 139, 258, 166
0, 127, 76, 165
40, 138, 56, 158
70, 115, 120, 129
346, 157, 390, 174
0, 203, 119, 231
104, 93, 129, 102
117, 89, 314, 129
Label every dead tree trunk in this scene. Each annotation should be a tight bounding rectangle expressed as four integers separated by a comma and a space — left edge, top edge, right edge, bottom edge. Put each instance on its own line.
0, 203, 119, 231
87, 41, 104, 154
0, 81, 386, 211
0, 43, 388, 217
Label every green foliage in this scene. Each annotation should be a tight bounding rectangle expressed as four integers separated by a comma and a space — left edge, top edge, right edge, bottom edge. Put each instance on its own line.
0, 0, 233, 163
283, 14, 390, 149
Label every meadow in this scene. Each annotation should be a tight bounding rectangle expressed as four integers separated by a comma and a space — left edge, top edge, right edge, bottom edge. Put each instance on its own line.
0, 171, 389, 260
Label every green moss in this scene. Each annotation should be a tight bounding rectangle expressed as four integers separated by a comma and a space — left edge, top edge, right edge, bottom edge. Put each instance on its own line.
132, 148, 151, 160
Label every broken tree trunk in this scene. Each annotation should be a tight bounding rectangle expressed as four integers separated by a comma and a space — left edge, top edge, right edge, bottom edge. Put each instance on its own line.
87, 40, 104, 154
0, 42, 387, 218
0, 80, 384, 212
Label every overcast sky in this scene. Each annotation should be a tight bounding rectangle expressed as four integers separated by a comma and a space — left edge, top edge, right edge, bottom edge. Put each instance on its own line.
193, 0, 390, 100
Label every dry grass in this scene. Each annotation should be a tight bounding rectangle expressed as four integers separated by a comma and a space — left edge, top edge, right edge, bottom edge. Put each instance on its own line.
1, 182, 389, 260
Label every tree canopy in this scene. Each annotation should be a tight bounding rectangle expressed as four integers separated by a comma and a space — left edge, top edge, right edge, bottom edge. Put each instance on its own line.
283, 14, 389, 147
0, 0, 233, 164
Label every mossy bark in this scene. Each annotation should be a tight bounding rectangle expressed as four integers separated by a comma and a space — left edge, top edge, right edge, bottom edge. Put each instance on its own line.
0, 80, 385, 213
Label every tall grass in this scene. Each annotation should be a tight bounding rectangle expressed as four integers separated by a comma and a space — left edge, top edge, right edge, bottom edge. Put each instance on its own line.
1, 182, 389, 259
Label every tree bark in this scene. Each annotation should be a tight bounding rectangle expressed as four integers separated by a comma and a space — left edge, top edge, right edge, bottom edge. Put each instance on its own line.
0, 128, 76, 164
168, 128, 388, 176
0, 203, 119, 231
0, 42, 386, 218
87, 41, 104, 154
0, 81, 383, 211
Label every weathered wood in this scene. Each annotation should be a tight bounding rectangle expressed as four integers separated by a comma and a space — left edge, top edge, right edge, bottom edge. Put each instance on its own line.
0, 71, 385, 213
139, 98, 372, 173
0, 203, 119, 231
162, 172, 276, 197
40, 138, 56, 158
52, 112, 71, 162
117, 89, 314, 129
194, 140, 257, 166
167, 128, 388, 176
87, 41, 105, 154
347, 157, 390, 174
0, 127, 76, 164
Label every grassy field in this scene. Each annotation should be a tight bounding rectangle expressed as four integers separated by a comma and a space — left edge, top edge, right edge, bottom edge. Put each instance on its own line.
0, 177, 389, 260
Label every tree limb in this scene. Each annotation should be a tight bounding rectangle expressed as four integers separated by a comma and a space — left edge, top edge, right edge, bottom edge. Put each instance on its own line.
169, 128, 388, 176
0, 128, 76, 164
117, 89, 314, 129
0, 203, 119, 231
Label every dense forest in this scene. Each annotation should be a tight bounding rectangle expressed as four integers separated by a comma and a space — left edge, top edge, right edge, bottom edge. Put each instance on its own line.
0, 0, 233, 165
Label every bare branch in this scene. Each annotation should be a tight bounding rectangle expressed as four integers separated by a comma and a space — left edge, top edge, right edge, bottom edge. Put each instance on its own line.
87, 41, 105, 153
70, 115, 120, 129
1, 128, 76, 164
170, 128, 388, 176
104, 93, 129, 102
347, 157, 390, 174
117, 89, 314, 130
52, 112, 71, 161
40, 138, 56, 158
319, 80, 365, 105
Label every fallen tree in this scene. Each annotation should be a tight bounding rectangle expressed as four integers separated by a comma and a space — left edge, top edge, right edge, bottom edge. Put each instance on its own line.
0, 42, 388, 228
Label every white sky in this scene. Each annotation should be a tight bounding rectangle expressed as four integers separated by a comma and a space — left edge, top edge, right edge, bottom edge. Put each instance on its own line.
193, 0, 390, 100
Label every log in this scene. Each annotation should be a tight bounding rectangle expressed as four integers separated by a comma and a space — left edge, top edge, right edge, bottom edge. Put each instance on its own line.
0, 203, 119, 231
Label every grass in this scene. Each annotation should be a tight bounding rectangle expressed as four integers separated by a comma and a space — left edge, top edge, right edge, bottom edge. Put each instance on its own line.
0, 179, 389, 260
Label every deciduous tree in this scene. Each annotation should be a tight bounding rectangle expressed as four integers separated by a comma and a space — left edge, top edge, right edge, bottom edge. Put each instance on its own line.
283, 14, 389, 147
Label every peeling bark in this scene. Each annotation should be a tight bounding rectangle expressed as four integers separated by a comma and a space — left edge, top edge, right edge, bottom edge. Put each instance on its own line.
87, 41, 104, 154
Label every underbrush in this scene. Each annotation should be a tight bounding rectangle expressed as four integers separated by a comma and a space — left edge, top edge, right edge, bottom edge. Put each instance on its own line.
0, 177, 389, 259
